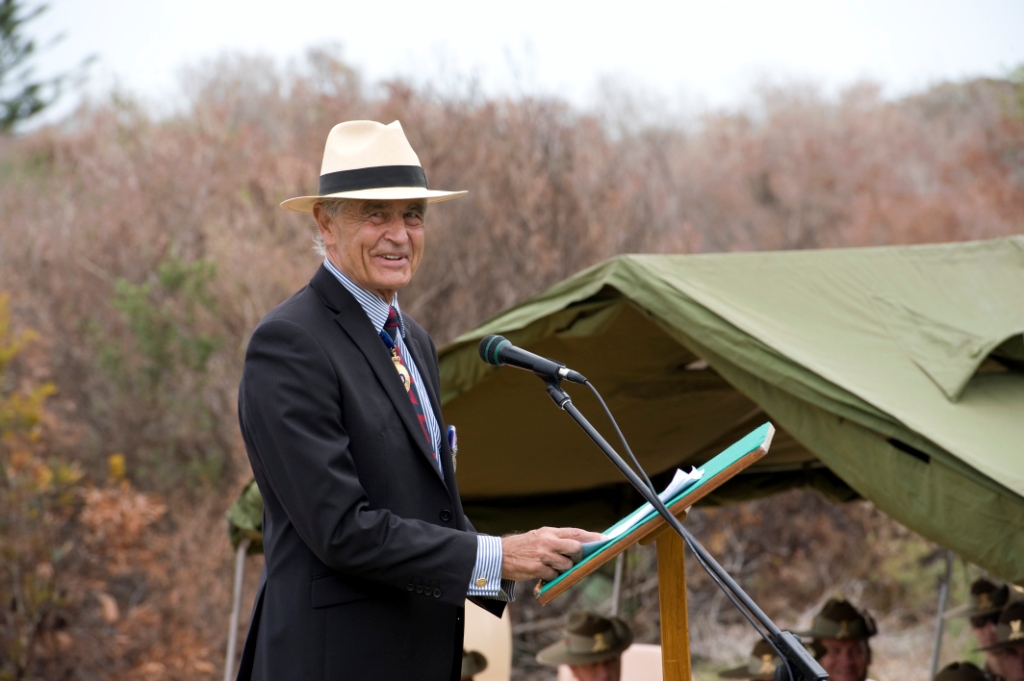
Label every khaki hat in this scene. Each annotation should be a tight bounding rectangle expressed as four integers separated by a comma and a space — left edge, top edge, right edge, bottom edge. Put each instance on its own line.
944, 578, 1010, 620
977, 600, 1024, 652
933, 661, 989, 681
718, 640, 783, 680
280, 120, 467, 213
536, 612, 634, 666
798, 598, 877, 640
461, 649, 487, 678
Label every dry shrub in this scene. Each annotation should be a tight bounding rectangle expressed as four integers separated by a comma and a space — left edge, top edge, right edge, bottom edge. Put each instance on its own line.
1, 55, 1022, 492
17, 474, 228, 680
80, 484, 167, 572
0, 297, 225, 680
0, 48, 1022, 679
0, 294, 80, 680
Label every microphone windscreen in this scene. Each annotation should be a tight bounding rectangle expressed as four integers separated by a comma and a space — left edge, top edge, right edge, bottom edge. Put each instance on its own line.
478, 335, 509, 366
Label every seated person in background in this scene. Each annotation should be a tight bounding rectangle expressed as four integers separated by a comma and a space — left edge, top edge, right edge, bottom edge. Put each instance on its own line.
800, 598, 877, 681
933, 661, 992, 681
978, 600, 1024, 681
461, 649, 488, 681
945, 578, 1010, 676
718, 640, 785, 680
536, 612, 634, 681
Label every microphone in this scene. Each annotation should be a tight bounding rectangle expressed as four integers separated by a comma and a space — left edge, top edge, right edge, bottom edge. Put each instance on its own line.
478, 335, 587, 384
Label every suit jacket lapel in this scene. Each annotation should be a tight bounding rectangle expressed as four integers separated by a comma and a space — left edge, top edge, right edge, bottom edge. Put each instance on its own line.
309, 266, 440, 479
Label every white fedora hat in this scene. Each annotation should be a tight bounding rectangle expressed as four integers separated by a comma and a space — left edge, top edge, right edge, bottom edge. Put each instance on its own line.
280, 120, 467, 214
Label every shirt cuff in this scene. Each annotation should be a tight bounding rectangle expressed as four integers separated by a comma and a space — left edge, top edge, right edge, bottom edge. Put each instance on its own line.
467, 535, 515, 601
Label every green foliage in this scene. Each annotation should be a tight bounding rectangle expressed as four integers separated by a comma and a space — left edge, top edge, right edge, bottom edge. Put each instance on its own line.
0, 0, 56, 132
103, 258, 219, 397
95, 257, 226, 487
1009, 63, 1024, 117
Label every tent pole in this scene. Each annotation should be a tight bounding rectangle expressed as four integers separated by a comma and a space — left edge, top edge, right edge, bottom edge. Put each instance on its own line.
929, 549, 955, 679
610, 552, 625, 617
225, 539, 251, 681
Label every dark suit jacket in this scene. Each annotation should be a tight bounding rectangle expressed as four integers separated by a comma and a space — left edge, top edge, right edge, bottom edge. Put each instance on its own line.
236, 265, 503, 681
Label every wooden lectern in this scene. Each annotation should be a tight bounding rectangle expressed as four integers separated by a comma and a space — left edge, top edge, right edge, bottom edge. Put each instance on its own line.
535, 424, 775, 681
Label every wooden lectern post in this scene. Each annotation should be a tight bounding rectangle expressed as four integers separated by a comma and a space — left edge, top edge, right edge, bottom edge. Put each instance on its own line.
656, 529, 691, 681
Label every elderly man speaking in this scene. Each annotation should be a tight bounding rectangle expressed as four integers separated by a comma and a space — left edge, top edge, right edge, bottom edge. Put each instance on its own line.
235, 120, 601, 681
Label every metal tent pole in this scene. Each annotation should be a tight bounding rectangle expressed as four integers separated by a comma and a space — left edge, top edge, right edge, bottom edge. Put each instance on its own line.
224, 539, 251, 681
929, 550, 955, 679
610, 552, 625, 617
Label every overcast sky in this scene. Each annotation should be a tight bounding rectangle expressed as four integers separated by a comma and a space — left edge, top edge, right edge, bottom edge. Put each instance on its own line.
27, 0, 1024, 120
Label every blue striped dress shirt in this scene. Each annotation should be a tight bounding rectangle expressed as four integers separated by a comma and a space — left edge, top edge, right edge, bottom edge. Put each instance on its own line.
323, 259, 512, 601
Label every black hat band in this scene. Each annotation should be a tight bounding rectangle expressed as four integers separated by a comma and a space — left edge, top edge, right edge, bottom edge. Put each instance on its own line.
319, 165, 428, 195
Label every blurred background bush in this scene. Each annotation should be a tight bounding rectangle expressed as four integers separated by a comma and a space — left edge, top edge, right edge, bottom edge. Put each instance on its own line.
1, 25, 1022, 681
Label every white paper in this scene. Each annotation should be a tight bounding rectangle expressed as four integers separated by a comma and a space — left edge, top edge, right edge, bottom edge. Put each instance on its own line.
603, 466, 703, 540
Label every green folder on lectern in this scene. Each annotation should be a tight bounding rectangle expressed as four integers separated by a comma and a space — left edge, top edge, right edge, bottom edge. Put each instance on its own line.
535, 422, 775, 605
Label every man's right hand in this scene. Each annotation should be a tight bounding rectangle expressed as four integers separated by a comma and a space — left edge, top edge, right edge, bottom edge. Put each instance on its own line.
500, 527, 606, 581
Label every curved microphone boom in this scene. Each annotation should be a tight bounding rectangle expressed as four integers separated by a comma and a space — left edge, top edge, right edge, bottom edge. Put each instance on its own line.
478, 335, 587, 385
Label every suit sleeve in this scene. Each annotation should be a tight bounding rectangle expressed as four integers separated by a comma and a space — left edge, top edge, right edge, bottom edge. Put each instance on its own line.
240, 317, 478, 608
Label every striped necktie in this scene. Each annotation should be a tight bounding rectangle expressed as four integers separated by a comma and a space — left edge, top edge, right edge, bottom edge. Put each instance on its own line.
381, 306, 439, 472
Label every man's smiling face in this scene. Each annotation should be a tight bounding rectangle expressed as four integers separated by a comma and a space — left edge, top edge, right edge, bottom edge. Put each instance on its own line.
315, 198, 427, 301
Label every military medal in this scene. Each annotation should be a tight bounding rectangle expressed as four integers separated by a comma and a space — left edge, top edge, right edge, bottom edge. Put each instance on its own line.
391, 349, 412, 392
380, 328, 413, 393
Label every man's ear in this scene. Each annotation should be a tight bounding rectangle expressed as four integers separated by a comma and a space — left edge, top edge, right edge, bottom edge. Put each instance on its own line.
312, 204, 336, 246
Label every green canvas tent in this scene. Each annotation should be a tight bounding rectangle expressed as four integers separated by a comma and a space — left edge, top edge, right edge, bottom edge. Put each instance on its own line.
438, 237, 1024, 583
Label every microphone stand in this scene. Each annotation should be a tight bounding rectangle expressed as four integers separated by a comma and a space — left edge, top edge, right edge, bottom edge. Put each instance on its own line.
541, 377, 827, 681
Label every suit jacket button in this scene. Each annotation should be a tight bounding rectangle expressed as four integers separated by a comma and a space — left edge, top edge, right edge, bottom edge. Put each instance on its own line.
440, 510, 452, 522
406, 584, 415, 592
415, 586, 423, 594
433, 588, 442, 598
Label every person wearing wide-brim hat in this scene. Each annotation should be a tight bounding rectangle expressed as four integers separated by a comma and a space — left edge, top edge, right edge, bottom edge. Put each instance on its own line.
798, 598, 877, 681
945, 578, 1011, 623
933, 661, 993, 681
718, 639, 785, 680
279, 120, 467, 214
460, 649, 488, 681
232, 118, 604, 681
946, 577, 1010, 674
536, 611, 634, 681
977, 600, 1024, 681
